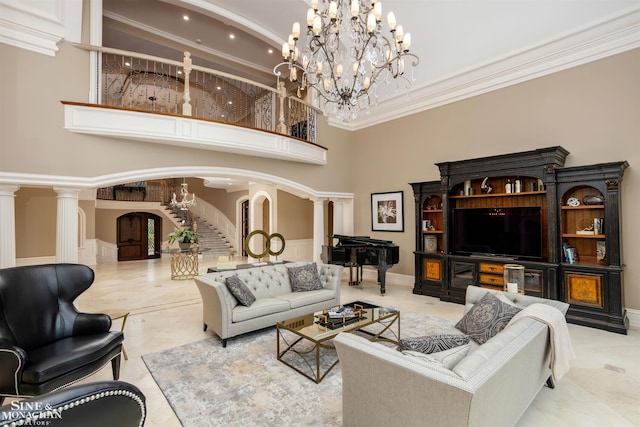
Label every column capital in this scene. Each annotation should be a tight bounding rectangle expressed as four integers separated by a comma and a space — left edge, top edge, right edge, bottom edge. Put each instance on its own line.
0, 184, 20, 196
53, 187, 82, 198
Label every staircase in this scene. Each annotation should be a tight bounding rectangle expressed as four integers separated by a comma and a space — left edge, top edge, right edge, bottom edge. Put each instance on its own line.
164, 204, 234, 256
193, 216, 234, 256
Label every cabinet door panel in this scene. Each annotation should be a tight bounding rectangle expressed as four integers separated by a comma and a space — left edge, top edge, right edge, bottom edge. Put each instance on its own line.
565, 272, 603, 308
423, 259, 442, 282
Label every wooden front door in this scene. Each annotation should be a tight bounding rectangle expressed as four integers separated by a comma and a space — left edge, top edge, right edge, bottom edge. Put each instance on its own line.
117, 213, 162, 261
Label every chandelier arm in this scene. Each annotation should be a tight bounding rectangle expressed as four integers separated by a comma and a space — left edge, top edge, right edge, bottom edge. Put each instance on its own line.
276, 0, 419, 120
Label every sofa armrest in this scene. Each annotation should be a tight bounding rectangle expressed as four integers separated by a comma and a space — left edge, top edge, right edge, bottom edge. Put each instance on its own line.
317, 263, 343, 304
194, 275, 237, 340
464, 286, 569, 315
334, 333, 475, 427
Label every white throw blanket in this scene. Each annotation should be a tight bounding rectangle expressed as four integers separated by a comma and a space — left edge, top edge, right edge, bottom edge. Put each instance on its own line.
508, 303, 575, 381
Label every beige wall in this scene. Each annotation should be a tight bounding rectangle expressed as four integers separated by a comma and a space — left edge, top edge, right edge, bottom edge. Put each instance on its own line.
14, 188, 57, 258
2, 38, 638, 311
277, 190, 313, 240
352, 48, 640, 310
182, 179, 245, 221
0, 42, 354, 193
79, 199, 96, 239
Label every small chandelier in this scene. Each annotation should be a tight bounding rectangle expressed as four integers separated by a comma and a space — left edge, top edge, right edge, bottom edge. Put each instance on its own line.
170, 180, 196, 211
274, 0, 419, 121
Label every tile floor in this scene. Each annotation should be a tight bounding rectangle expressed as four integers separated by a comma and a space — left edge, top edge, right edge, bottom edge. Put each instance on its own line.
69, 258, 640, 426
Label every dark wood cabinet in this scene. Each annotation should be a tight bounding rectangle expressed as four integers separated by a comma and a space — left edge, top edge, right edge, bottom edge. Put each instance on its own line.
411, 147, 628, 334
556, 162, 628, 333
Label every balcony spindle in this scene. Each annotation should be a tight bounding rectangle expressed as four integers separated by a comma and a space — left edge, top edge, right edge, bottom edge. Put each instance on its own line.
183, 51, 192, 116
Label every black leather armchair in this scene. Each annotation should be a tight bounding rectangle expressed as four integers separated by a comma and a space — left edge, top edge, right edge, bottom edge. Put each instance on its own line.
0, 380, 146, 426
0, 264, 124, 403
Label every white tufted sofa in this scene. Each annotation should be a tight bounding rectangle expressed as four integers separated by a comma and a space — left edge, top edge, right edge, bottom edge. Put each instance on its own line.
334, 287, 569, 427
194, 262, 343, 347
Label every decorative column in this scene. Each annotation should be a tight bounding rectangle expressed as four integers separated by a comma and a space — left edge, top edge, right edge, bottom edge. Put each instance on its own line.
0, 185, 19, 268
54, 187, 81, 264
312, 198, 325, 262
331, 198, 344, 246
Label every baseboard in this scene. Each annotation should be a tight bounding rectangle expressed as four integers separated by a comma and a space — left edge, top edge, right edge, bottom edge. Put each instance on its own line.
359, 267, 413, 287
626, 308, 640, 329
16, 256, 56, 266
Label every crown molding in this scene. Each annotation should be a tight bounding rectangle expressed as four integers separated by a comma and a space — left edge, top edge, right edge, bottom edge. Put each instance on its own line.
0, 0, 82, 56
333, 6, 640, 131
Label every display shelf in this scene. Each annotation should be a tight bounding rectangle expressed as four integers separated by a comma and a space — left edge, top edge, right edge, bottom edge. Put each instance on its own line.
412, 147, 628, 334
450, 190, 545, 199
561, 205, 604, 210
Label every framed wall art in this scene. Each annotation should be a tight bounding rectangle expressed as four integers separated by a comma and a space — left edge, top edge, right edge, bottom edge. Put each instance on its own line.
371, 191, 404, 232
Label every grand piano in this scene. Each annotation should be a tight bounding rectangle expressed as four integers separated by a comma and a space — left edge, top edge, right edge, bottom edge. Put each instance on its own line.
322, 234, 399, 295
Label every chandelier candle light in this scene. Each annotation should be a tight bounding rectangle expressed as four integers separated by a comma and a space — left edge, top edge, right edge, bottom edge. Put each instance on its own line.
275, 0, 419, 121
171, 180, 196, 211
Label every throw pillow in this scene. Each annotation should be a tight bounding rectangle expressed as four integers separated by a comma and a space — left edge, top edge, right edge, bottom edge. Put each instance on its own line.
398, 334, 470, 354
495, 292, 521, 308
403, 344, 471, 370
287, 263, 324, 292
455, 291, 522, 344
225, 275, 256, 306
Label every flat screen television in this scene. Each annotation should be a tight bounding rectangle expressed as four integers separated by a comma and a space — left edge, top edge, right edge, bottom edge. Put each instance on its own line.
452, 206, 543, 260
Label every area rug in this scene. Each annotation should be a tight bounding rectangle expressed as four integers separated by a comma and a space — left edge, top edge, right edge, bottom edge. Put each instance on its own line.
142, 311, 458, 427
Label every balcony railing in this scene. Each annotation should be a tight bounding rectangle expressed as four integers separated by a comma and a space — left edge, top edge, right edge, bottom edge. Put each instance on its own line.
78, 45, 317, 144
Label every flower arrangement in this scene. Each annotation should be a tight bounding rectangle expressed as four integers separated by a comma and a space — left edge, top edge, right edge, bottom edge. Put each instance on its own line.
168, 226, 200, 245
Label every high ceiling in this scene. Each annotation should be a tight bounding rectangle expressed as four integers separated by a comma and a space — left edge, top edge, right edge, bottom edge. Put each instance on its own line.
102, 0, 640, 129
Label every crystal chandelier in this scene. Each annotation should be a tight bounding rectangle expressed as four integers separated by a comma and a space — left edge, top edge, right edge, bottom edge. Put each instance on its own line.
170, 180, 196, 211
274, 0, 419, 121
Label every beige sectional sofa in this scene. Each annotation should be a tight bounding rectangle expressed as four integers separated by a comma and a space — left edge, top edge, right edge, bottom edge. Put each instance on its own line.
334, 286, 569, 427
194, 262, 343, 347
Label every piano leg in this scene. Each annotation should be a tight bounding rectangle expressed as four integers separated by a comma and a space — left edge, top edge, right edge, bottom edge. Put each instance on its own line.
347, 262, 361, 287
377, 265, 392, 295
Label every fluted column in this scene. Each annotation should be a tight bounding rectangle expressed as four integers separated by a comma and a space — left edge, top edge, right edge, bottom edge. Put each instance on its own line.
0, 185, 20, 268
313, 198, 325, 263
331, 199, 344, 236
54, 187, 81, 264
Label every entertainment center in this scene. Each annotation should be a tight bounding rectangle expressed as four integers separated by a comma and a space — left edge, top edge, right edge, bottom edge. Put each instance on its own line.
411, 146, 628, 334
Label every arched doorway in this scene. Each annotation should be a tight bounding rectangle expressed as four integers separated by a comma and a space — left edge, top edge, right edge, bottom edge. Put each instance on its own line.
117, 212, 162, 261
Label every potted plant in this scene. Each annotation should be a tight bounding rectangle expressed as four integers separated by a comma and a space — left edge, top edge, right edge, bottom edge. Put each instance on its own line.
168, 226, 200, 250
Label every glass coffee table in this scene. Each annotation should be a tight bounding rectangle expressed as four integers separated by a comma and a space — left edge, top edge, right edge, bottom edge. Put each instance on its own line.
276, 301, 400, 383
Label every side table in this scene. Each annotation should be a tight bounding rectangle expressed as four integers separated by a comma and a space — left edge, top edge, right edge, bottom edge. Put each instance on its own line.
104, 309, 130, 360
159, 248, 211, 280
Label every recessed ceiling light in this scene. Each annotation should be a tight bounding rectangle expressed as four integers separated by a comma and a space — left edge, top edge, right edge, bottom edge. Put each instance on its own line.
183, 15, 189, 21
268, 48, 273, 54
229, 34, 235, 39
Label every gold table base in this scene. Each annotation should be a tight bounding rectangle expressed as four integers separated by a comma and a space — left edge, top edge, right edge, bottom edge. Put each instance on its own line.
170, 252, 199, 280
276, 307, 400, 384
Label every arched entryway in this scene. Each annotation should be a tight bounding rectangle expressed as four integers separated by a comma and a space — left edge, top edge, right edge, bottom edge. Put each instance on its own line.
117, 212, 162, 261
